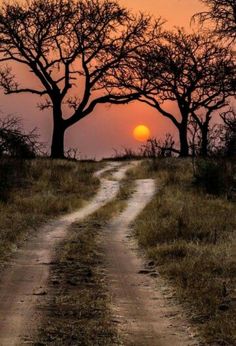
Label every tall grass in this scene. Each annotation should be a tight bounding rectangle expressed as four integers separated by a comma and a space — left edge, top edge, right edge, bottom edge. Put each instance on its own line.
35, 169, 135, 345
0, 159, 102, 264
133, 159, 236, 345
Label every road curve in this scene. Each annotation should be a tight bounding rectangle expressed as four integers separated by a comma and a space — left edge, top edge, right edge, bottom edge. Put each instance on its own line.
0, 162, 134, 346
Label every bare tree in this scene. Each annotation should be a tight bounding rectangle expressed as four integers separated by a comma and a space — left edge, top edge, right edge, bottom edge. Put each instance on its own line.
194, 0, 236, 41
220, 108, 236, 156
0, 0, 161, 158
188, 117, 201, 157
118, 30, 234, 156
221, 108, 236, 130
0, 115, 41, 157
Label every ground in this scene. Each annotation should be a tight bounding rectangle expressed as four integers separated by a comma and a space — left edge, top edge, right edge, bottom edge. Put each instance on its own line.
0, 159, 235, 346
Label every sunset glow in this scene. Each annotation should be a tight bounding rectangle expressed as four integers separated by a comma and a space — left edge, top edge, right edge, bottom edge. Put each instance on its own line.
0, 0, 207, 159
133, 125, 151, 142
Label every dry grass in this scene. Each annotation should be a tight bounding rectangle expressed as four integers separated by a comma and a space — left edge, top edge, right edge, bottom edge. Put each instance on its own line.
35, 218, 119, 346
0, 159, 103, 265
35, 169, 135, 345
133, 159, 236, 346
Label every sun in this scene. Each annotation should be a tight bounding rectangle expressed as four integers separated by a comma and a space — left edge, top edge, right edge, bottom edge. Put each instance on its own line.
133, 125, 151, 142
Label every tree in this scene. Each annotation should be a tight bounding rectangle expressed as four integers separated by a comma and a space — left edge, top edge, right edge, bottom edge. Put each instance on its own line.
220, 108, 236, 156
194, 0, 236, 41
118, 30, 234, 156
0, 0, 160, 158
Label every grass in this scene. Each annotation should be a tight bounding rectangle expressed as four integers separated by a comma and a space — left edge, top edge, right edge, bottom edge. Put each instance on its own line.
133, 158, 236, 346
35, 167, 135, 345
35, 217, 119, 346
0, 158, 103, 265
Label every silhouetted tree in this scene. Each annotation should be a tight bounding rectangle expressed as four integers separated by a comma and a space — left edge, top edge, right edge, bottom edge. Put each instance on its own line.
188, 117, 201, 157
0, 0, 160, 158
220, 108, 236, 156
119, 30, 234, 156
195, 0, 236, 41
0, 115, 40, 158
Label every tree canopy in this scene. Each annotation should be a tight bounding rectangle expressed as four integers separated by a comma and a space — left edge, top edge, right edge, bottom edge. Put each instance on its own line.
195, 0, 236, 41
0, 0, 161, 157
117, 30, 234, 156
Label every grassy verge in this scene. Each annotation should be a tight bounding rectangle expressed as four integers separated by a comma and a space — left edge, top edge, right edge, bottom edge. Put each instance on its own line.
133, 159, 236, 345
35, 171, 135, 345
0, 159, 103, 265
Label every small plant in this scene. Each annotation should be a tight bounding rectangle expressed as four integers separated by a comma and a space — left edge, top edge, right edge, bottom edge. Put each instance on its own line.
141, 134, 177, 159
112, 147, 141, 161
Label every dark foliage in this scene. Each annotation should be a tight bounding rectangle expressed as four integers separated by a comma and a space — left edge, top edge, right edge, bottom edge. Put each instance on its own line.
141, 135, 177, 158
220, 109, 236, 157
193, 159, 233, 195
0, 116, 40, 158
0, 159, 29, 202
0, 115, 41, 202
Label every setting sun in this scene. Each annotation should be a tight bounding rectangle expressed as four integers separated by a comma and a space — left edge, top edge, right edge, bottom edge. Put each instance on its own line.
133, 125, 151, 142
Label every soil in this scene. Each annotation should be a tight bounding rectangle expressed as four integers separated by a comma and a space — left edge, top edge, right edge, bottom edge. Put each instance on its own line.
101, 179, 199, 346
0, 162, 126, 346
0, 162, 199, 346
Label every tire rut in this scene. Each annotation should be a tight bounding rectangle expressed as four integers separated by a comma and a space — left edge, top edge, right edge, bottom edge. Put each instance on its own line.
0, 162, 134, 346
102, 179, 199, 346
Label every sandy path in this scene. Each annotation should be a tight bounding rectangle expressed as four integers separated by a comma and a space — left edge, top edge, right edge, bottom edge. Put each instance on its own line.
102, 179, 199, 346
0, 162, 133, 346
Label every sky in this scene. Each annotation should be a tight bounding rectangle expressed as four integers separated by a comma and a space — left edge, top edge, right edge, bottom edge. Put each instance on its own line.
0, 0, 205, 159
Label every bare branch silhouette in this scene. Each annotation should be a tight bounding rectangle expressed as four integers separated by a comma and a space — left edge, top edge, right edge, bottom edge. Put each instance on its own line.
0, 0, 162, 158
193, 0, 236, 42
118, 29, 234, 156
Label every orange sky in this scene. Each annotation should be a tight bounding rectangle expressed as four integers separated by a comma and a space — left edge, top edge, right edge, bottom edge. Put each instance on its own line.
0, 0, 205, 159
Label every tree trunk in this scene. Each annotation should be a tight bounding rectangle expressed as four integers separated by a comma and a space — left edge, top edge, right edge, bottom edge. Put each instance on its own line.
200, 124, 209, 157
50, 101, 66, 159
51, 119, 65, 159
179, 122, 189, 157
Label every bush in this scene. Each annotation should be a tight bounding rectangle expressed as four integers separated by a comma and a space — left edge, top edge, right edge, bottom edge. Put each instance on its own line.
0, 115, 41, 158
0, 115, 41, 201
0, 159, 29, 202
193, 159, 233, 195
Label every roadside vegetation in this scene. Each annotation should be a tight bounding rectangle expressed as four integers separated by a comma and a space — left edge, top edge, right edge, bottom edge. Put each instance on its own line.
35, 169, 135, 345
133, 158, 236, 345
0, 159, 102, 265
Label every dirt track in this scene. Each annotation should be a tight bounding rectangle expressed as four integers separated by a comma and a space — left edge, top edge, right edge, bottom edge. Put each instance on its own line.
0, 162, 199, 345
0, 162, 128, 346
102, 179, 199, 346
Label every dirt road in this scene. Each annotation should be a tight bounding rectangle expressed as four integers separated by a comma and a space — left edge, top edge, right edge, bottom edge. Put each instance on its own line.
0, 162, 199, 346
102, 179, 199, 346
0, 162, 131, 346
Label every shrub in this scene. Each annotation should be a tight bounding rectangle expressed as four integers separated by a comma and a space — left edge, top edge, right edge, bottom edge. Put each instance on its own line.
193, 159, 233, 195
0, 115, 41, 201
0, 115, 41, 158
0, 159, 29, 202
